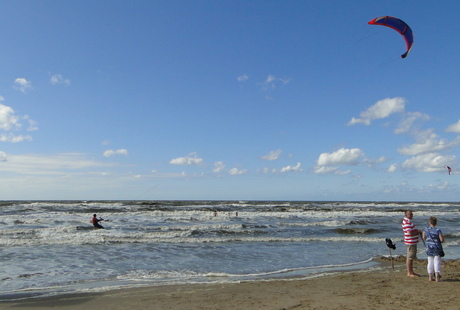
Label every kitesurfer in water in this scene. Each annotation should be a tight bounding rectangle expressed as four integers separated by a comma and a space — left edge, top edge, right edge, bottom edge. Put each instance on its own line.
92, 214, 104, 229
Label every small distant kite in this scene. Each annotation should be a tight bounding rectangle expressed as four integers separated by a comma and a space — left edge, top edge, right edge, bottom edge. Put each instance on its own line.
368, 16, 414, 58
445, 166, 452, 175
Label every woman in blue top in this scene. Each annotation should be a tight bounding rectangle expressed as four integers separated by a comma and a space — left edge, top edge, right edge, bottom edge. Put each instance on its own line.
422, 216, 445, 282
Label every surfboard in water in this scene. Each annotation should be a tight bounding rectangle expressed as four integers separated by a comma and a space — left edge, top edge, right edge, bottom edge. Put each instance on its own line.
76, 226, 100, 230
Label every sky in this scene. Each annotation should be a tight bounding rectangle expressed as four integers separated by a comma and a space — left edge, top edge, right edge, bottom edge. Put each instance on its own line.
1, 1, 460, 201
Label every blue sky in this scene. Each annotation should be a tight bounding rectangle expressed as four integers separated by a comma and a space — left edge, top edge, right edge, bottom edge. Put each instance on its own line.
1, 1, 459, 201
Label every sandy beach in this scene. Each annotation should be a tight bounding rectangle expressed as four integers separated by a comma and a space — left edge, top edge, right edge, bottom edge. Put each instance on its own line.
2, 256, 460, 310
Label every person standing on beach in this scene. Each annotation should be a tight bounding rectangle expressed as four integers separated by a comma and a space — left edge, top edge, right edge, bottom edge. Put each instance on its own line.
423, 216, 445, 282
92, 214, 104, 229
402, 210, 421, 277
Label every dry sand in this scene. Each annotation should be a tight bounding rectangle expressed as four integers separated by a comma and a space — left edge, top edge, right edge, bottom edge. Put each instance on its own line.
2, 256, 460, 310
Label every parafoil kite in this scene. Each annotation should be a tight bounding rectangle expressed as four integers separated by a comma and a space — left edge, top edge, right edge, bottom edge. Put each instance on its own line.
445, 166, 452, 175
368, 16, 414, 58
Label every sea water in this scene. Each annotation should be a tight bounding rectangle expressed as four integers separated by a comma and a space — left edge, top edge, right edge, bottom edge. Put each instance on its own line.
1, 200, 460, 300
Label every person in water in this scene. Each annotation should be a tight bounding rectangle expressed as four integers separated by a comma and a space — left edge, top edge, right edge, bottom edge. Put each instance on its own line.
92, 214, 104, 229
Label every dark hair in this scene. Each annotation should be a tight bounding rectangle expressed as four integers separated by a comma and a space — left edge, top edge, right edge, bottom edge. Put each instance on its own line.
93, 214, 97, 217
429, 216, 437, 226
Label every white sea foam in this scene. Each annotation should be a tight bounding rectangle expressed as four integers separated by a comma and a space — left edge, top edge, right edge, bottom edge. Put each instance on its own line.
2, 200, 460, 301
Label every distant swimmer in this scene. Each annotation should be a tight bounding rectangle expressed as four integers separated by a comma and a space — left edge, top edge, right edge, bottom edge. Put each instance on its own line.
92, 214, 104, 229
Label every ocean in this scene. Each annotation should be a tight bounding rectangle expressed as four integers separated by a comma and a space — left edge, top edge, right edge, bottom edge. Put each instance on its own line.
1, 200, 460, 301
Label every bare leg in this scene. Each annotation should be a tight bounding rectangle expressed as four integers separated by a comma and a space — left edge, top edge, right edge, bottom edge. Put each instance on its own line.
436, 272, 441, 282
406, 259, 419, 277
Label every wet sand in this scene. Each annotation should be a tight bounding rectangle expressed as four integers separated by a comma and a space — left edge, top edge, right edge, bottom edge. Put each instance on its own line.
2, 256, 460, 310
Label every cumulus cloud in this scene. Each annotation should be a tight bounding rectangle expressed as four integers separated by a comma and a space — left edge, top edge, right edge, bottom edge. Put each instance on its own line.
228, 167, 247, 175
401, 152, 455, 173
261, 149, 282, 161
280, 162, 302, 173
169, 153, 203, 165
314, 148, 365, 175
317, 148, 364, 166
446, 119, 460, 133
0, 104, 36, 143
398, 130, 460, 156
50, 74, 71, 86
0, 104, 21, 131
103, 149, 128, 157
388, 163, 398, 172
348, 97, 405, 126
213, 161, 225, 173
13, 78, 32, 93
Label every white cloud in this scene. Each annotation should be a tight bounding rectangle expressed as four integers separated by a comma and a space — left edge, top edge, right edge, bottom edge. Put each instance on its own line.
0, 104, 21, 131
237, 74, 249, 82
13, 78, 32, 93
0, 96, 4, 102
348, 97, 405, 126
169, 153, 203, 165
259, 167, 277, 174
280, 162, 302, 173
446, 119, 460, 133
259, 74, 292, 91
388, 163, 398, 172
317, 148, 364, 166
0, 153, 113, 175
0, 134, 32, 143
50, 74, 71, 86
313, 165, 350, 175
25, 116, 39, 131
228, 167, 247, 175
261, 149, 282, 161
314, 148, 365, 175
398, 130, 460, 156
421, 181, 456, 192
103, 149, 128, 157
313, 165, 339, 174
213, 161, 225, 173
0, 104, 36, 142
266, 75, 276, 84
334, 169, 351, 175
0, 151, 7, 162
401, 152, 455, 173
394, 112, 430, 134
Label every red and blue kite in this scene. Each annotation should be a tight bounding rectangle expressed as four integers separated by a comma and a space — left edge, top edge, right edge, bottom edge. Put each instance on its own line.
368, 16, 414, 59
445, 166, 452, 175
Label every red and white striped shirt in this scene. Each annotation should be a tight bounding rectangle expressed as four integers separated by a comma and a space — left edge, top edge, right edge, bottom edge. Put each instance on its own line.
402, 217, 419, 245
